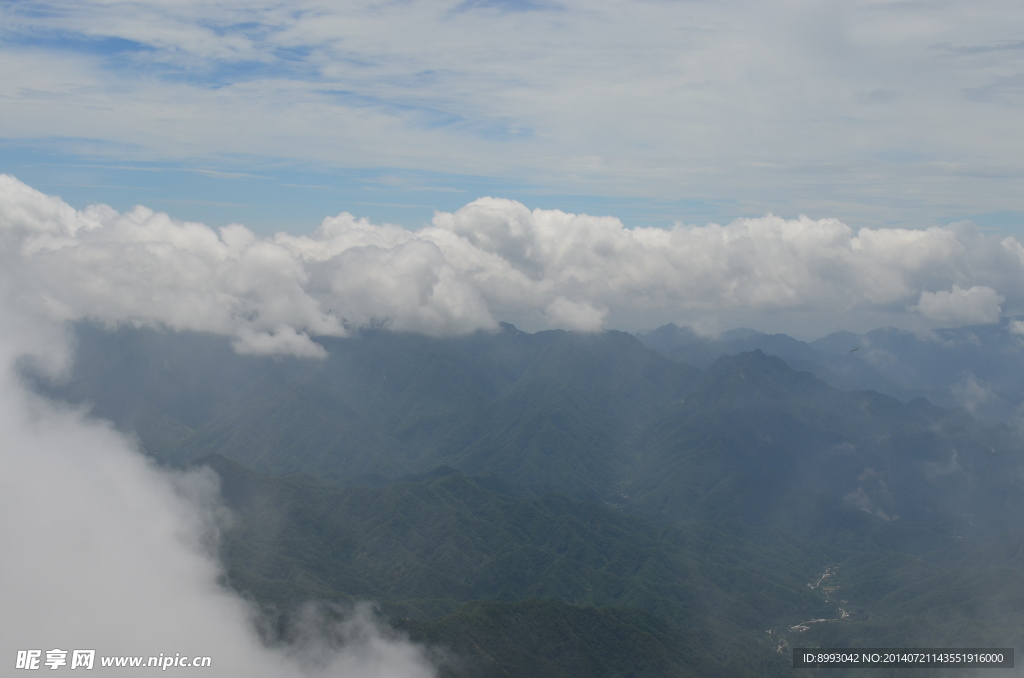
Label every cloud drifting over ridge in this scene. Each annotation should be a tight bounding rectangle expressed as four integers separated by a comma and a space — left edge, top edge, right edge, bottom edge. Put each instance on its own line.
914, 285, 1005, 325
4, 174, 1024, 353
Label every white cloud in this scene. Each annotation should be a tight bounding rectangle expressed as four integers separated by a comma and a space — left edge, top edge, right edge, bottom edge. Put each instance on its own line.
912, 285, 1004, 325
545, 297, 606, 332
5, 176, 1024, 355
309, 239, 496, 336
233, 324, 328, 358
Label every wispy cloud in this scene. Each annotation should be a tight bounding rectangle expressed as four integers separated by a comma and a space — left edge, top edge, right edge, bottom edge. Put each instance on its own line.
934, 39, 1024, 56
3, 1, 1024, 227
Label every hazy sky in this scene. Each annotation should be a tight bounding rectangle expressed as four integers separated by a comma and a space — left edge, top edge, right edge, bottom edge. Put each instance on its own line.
3, 0, 1024, 234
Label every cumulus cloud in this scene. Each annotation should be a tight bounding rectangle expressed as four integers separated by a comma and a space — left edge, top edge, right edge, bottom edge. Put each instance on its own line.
4, 176, 1024, 357
913, 285, 1004, 325
0, 302, 436, 676
545, 297, 607, 332
233, 324, 329, 358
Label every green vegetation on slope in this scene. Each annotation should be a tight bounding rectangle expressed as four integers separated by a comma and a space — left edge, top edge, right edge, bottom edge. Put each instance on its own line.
208, 455, 833, 629
31, 323, 1024, 676
398, 599, 792, 678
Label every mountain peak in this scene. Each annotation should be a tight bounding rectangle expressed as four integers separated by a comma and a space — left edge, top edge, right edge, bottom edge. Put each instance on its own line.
691, 350, 830, 408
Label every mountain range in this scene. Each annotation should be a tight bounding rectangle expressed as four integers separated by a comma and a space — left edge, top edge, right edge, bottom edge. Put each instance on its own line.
638, 319, 1024, 423
27, 320, 1024, 676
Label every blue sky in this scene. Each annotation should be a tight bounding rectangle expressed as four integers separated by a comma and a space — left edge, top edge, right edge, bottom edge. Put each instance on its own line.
2, 0, 1024, 236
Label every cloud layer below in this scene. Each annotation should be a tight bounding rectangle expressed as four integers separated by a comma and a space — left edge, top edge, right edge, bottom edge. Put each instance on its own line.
4, 174, 1024, 353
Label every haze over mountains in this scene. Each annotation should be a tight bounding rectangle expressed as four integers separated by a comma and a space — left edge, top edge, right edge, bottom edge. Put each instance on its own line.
640, 319, 1024, 424
24, 319, 1024, 676
42, 320, 1024, 530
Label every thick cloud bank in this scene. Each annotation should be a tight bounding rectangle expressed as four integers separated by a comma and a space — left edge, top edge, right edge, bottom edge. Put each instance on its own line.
4, 175, 1024, 354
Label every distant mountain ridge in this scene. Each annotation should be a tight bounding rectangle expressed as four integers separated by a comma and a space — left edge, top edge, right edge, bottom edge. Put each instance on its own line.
33, 321, 1024, 539
637, 319, 1024, 422
628, 349, 1024, 538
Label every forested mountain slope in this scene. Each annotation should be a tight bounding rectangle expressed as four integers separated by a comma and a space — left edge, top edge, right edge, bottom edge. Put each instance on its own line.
28, 322, 1024, 676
